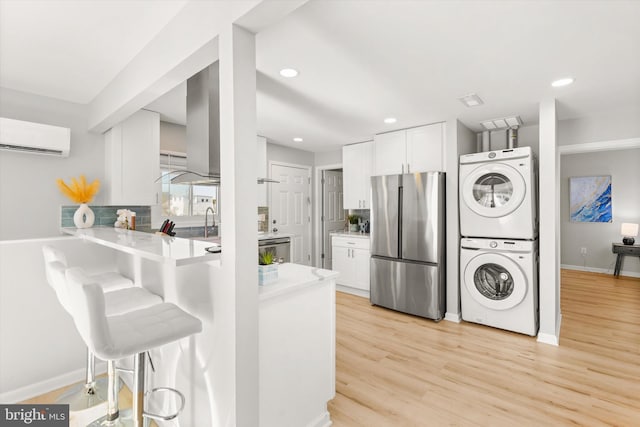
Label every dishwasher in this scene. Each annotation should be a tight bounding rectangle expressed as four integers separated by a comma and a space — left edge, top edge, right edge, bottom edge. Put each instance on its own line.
258, 237, 291, 263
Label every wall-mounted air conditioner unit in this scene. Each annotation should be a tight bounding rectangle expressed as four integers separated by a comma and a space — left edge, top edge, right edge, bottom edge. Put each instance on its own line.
0, 117, 70, 157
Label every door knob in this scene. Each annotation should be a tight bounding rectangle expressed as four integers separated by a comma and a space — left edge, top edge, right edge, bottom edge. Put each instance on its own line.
272, 227, 278, 233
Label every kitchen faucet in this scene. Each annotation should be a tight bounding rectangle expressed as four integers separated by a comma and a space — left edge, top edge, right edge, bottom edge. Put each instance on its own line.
205, 207, 215, 238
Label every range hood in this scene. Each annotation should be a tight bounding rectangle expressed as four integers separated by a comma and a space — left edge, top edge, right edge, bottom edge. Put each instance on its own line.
168, 63, 221, 185
163, 62, 276, 186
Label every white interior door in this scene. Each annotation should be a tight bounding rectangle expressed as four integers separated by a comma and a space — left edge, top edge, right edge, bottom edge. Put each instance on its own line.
270, 164, 311, 265
322, 170, 345, 269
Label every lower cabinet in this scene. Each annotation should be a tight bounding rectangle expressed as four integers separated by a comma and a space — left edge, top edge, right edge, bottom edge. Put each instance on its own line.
332, 236, 370, 292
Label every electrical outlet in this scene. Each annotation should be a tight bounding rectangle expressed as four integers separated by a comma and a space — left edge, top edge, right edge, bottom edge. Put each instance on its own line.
580, 247, 587, 256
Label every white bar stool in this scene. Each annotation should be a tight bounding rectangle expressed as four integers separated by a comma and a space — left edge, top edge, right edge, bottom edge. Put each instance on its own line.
66, 267, 202, 427
42, 245, 162, 411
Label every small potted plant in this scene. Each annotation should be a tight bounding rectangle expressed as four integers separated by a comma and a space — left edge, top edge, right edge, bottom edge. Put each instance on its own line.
258, 250, 278, 285
348, 214, 360, 232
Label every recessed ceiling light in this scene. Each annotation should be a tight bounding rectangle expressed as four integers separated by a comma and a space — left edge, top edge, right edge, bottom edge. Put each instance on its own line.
293, 137, 303, 142
551, 77, 574, 87
458, 93, 484, 107
384, 117, 397, 124
280, 68, 299, 78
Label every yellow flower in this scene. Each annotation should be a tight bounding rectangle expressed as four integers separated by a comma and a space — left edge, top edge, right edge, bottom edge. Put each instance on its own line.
57, 175, 100, 204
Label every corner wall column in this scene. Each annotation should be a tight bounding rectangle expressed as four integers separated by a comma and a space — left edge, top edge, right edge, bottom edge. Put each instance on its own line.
538, 98, 561, 346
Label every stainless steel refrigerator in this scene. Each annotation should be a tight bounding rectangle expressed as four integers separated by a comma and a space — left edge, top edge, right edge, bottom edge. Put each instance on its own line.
370, 172, 446, 320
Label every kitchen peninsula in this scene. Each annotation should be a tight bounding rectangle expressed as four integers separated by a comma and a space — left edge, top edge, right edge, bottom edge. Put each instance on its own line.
60, 227, 337, 427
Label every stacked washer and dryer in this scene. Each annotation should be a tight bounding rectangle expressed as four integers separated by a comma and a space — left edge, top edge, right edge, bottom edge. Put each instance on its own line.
459, 146, 539, 336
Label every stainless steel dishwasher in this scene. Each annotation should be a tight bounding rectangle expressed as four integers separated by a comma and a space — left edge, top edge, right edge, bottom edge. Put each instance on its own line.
258, 237, 291, 263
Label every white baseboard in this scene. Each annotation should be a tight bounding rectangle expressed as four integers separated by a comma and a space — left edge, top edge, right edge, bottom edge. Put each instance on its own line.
307, 411, 332, 427
0, 363, 106, 403
336, 285, 369, 299
537, 313, 562, 347
444, 312, 461, 323
561, 264, 640, 278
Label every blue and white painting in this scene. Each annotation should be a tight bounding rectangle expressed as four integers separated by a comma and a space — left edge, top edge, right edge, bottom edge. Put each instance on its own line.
570, 176, 612, 222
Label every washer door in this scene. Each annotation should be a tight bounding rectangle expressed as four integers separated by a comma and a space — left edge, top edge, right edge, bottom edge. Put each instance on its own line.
462, 163, 526, 218
464, 253, 527, 310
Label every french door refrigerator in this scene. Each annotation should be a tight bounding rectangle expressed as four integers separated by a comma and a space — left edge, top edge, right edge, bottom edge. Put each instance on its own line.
370, 172, 446, 320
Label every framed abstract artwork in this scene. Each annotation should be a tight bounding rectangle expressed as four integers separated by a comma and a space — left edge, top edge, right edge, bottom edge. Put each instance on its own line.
569, 175, 612, 222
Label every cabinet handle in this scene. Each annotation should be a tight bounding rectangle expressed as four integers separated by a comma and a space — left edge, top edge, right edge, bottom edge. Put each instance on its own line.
407, 163, 410, 173
402, 164, 404, 174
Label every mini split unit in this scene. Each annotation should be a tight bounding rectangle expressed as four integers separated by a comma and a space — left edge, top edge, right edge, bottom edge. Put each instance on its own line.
0, 117, 70, 157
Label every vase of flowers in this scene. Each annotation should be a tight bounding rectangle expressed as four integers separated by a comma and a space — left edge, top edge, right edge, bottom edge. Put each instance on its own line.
57, 175, 100, 229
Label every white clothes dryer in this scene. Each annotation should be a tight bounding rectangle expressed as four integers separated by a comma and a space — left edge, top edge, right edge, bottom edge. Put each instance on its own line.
459, 147, 537, 239
460, 237, 538, 336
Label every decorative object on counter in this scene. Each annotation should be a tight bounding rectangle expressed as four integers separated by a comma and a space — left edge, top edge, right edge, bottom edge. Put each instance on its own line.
156, 219, 176, 236
56, 175, 100, 229
258, 250, 278, 285
621, 222, 638, 245
114, 209, 136, 230
348, 214, 360, 232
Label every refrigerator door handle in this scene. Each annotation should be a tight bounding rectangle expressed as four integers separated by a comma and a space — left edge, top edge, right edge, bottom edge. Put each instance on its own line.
398, 185, 403, 258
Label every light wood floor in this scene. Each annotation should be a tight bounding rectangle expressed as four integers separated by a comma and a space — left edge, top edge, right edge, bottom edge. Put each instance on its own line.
23, 270, 640, 426
328, 270, 640, 426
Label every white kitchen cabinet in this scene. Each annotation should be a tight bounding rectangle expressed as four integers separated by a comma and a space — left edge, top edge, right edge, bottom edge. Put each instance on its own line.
343, 141, 373, 209
104, 110, 160, 205
374, 122, 444, 175
257, 135, 267, 206
332, 235, 370, 292
373, 131, 406, 175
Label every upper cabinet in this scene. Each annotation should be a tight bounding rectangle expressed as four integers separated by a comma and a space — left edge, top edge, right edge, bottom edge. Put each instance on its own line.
257, 135, 267, 206
104, 110, 160, 205
374, 122, 444, 175
343, 141, 373, 209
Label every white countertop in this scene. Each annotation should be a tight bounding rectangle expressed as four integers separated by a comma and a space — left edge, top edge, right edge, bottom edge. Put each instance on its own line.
61, 227, 220, 266
330, 231, 370, 239
259, 263, 338, 301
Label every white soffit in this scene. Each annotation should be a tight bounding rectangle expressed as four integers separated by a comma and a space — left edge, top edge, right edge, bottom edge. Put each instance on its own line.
559, 138, 640, 155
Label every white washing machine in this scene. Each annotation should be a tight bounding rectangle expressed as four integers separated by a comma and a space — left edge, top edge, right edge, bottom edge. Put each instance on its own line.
460, 237, 538, 336
459, 146, 537, 239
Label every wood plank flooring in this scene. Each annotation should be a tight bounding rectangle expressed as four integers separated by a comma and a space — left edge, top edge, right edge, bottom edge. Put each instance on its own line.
328, 270, 640, 426
22, 270, 640, 426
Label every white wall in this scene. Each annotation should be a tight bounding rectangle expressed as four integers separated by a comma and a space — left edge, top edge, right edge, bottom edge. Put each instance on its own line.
0, 88, 105, 240
160, 121, 187, 152
444, 119, 476, 322
560, 149, 639, 276
314, 149, 342, 166
267, 142, 314, 166
558, 106, 640, 146
0, 237, 119, 402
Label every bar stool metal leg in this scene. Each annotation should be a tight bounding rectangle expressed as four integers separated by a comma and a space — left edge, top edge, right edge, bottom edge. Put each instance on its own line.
55, 349, 111, 411
133, 352, 146, 427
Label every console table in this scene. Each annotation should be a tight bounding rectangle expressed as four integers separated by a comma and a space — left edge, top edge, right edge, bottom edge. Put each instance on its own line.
612, 243, 640, 277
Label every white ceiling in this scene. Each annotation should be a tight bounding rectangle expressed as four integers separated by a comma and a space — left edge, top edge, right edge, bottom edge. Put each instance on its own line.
0, 0, 187, 103
2, 1, 639, 153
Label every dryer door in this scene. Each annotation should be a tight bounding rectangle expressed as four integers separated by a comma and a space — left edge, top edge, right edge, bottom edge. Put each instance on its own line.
464, 253, 527, 310
462, 163, 526, 218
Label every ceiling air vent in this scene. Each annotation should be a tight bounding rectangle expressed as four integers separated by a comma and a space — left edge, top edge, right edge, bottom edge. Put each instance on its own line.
481, 116, 522, 130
